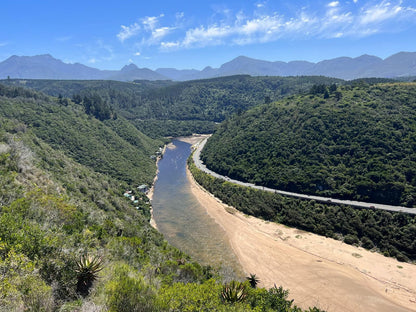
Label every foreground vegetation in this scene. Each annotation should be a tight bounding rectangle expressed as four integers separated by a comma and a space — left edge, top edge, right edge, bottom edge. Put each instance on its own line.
0, 84, 323, 311
202, 82, 416, 207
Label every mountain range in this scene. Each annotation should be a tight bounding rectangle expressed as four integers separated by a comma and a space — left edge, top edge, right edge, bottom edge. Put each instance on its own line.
1, 52, 416, 81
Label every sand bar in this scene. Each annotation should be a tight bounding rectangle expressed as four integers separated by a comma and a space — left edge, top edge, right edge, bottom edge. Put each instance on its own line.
181, 139, 416, 312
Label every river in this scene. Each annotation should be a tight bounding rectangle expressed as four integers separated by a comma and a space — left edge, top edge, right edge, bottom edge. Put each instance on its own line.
151, 139, 243, 278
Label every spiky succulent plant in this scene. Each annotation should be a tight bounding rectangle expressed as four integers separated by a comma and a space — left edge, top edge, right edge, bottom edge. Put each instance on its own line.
220, 280, 248, 303
246, 273, 260, 288
75, 254, 104, 296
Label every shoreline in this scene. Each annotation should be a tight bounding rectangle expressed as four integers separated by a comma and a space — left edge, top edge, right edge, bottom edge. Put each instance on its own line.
148, 144, 167, 230
185, 150, 416, 311
148, 134, 210, 230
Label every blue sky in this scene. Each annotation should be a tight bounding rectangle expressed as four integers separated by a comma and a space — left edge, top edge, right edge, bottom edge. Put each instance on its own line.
1, 0, 416, 70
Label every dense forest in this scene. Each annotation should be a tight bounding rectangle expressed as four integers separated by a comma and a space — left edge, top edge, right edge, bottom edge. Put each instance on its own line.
1, 76, 342, 138
201, 82, 416, 207
0, 84, 323, 311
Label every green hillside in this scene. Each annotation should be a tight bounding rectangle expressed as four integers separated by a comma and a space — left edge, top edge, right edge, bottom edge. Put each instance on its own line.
0, 84, 323, 311
1, 76, 343, 137
202, 82, 416, 207
0, 84, 162, 184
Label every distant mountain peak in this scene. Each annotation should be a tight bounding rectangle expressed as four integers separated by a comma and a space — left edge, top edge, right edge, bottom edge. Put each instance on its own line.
36, 53, 54, 58
121, 63, 139, 71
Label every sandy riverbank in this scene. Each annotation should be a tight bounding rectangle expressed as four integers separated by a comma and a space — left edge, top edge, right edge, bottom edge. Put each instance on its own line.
183, 144, 416, 311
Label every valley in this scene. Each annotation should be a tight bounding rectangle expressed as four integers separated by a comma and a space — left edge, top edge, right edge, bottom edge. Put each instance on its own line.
3, 1, 416, 310
1, 75, 416, 311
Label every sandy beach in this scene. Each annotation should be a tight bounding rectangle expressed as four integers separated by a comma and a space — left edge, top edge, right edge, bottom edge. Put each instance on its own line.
179, 138, 416, 312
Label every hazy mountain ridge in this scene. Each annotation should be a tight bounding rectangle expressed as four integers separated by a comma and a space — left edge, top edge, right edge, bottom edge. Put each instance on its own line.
0, 54, 169, 81
1, 52, 416, 81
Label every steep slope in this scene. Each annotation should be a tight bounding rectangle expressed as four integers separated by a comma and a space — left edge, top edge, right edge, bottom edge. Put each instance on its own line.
0, 83, 162, 184
201, 82, 416, 207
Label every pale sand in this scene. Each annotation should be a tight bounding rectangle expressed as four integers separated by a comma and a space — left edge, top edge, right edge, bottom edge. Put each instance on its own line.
185, 167, 416, 312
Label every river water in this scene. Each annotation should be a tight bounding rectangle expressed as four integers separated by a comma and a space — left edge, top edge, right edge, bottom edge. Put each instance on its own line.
152, 139, 243, 278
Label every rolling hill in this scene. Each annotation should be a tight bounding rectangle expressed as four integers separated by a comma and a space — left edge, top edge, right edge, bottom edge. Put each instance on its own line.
201, 82, 416, 208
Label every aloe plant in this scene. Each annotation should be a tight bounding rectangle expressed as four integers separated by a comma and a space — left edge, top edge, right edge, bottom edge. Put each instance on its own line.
75, 254, 104, 296
246, 273, 260, 288
220, 280, 248, 303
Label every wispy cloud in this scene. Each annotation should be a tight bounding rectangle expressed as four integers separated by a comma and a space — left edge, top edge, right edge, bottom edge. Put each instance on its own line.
117, 14, 175, 45
0, 42, 8, 47
117, 22, 141, 42
328, 1, 340, 8
121, 1, 416, 51
359, 1, 405, 25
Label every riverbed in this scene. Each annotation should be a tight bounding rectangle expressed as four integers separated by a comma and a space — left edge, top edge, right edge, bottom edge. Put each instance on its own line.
151, 138, 243, 279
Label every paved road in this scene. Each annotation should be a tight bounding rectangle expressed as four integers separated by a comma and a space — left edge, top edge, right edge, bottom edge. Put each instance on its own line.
193, 137, 416, 215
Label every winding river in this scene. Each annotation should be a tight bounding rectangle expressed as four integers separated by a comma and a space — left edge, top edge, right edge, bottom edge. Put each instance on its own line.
151, 139, 243, 278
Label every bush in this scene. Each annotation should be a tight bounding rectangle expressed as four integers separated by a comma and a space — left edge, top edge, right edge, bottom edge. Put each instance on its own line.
105, 264, 156, 312
343, 234, 359, 245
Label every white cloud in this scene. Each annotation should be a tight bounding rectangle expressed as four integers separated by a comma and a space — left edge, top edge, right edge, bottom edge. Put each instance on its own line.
119, 1, 416, 51
182, 25, 232, 47
119, 14, 174, 46
117, 22, 141, 42
142, 15, 162, 31
153, 27, 173, 40
160, 41, 181, 49
0, 42, 8, 47
135, 52, 141, 56
359, 1, 404, 25
88, 58, 97, 64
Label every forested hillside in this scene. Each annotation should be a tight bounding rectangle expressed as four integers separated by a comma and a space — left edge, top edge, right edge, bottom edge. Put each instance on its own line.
202, 82, 416, 207
0, 84, 323, 311
0, 84, 162, 184
1, 75, 342, 138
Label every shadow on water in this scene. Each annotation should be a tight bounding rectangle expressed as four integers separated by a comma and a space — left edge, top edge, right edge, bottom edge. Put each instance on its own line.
152, 139, 243, 279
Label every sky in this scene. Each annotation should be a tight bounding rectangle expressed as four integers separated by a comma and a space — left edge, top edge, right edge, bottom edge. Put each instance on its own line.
1, 0, 416, 70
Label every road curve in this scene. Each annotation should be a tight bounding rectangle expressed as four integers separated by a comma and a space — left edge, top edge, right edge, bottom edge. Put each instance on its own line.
192, 137, 416, 215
